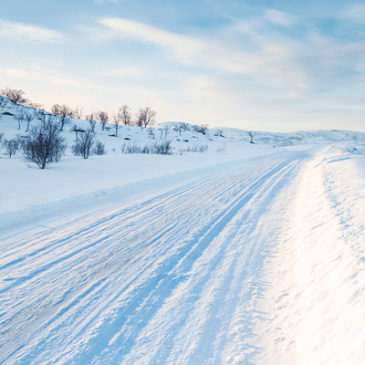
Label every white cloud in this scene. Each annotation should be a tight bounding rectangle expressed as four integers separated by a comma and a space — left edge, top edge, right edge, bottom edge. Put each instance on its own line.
98, 17, 204, 64
0, 19, 65, 43
264, 9, 296, 27
341, 4, 365, 23
97, 16, 310, 93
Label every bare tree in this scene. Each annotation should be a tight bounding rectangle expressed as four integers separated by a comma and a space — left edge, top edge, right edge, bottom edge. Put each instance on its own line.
135, 110, 144, 128
15, 112, 25, 130
97, 111, 109, 131
52, 104, 75, 131
36, 110, 54, 130
180, 122, 190, 133
72, 124, 85, 141
113, 113, 121, 137
22, 117, 66, 169
28, 102, 43, 110
36, 110, 47, 129
0, 87, 28, 105
119, 105, 131, 126
25, 111, 34, 132
192, 124, 208, 135
86, 113, 97, 134
4, 138, 19, 158
136, 107, 156, 128
74, 106, 83, 119
72, 128, 95, 159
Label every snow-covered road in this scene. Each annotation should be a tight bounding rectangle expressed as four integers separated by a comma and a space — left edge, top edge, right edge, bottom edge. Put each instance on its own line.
1, 146, 364, 364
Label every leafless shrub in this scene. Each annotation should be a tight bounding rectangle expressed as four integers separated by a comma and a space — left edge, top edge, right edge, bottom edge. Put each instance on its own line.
22, 117, 66, 169
152, 141, 172, 155
183, 144, 208, 153
121, 141, 172, 155
72, 128, 94, 159
121, 143, 147, 154
93, 140, 106, 155
3, 138, 19, 158
192, 124, 208, 135
173, 122, 190, 135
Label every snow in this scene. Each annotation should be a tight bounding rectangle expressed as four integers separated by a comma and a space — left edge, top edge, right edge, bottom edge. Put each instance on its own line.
255, 146, 365, 365
0, 97, 365, 364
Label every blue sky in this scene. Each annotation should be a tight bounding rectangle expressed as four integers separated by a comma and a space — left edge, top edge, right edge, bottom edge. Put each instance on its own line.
0, 0, 364, 131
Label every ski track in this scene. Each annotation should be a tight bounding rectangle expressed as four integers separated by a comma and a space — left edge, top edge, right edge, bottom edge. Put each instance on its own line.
4, 147, 360, 364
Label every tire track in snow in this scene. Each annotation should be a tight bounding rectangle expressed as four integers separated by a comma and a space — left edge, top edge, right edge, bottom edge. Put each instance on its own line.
9, 162, 275, 364
62, 159, 299, 364
0, 152, 304, 364
2, 159, 265, 362
120, 160, 300, 365
0, 169, 233, 271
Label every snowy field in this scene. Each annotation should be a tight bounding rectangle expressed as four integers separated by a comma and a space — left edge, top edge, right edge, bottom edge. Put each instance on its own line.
1, 100, 365, 364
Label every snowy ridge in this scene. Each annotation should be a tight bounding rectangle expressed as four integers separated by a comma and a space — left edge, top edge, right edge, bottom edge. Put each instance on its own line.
1, 95, 365, 149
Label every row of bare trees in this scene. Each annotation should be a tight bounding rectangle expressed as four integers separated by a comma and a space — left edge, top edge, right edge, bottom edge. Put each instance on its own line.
85, 106, 156, 137
1, 87, 157, 132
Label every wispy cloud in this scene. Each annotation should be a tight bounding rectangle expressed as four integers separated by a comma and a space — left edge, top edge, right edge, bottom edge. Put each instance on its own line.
97, 17, 204, 64
1, 3, 363, 131
96, 16, 309, 92
0, 19, 65, 42
340, 4, 365, 23
264, 9, 296, 27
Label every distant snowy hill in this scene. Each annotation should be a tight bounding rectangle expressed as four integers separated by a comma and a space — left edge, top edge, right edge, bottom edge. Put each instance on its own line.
1, 95, 365, 156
